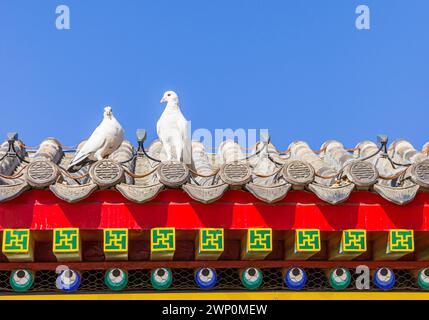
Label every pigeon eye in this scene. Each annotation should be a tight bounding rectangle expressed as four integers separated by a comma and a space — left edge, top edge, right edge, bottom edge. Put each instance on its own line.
167, 93, 171, 96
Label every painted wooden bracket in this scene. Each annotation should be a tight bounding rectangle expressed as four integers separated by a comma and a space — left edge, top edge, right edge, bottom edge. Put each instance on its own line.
53, 228, 82, 262
285, 229, 321, 260
241, 228, 272, 260
150, 228, 175, 260
104, 228, 128, 261
195, 228, 224, 260
1, 229, 34, 262
373, 230, 414, 261
329, 230, 367, 260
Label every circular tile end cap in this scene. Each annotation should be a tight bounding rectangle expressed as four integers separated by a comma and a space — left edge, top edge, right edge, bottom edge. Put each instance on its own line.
89, 159, 124, 188
282, 160, 315, 186
157, 161, 190, 188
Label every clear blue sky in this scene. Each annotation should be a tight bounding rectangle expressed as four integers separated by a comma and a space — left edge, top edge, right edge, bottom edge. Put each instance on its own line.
0, 1, 428, 151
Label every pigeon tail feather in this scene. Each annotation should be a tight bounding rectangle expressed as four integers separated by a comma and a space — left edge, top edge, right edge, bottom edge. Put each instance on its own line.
67, 152, 90, 171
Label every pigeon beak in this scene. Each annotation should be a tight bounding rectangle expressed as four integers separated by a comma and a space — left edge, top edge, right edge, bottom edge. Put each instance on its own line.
160, 97, 166, 104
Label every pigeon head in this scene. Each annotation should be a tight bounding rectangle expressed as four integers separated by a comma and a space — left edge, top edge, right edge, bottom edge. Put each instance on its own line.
160, 91, 179, 105
104, 106, 113, 119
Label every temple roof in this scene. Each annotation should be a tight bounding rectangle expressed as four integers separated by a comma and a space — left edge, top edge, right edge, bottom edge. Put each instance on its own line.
0, 134, 428, 205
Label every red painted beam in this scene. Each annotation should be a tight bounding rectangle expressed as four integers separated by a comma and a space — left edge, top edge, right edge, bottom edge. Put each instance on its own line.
0, 189, 428, 231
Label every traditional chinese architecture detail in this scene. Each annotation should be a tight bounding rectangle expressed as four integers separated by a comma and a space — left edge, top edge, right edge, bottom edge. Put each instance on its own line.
0, 183, 30, 203
388, 230, 414, 252
2, 132, 429, 294
25, 160, 59, 188
373, 183, 420, 205
219, 162, 252, 186
116, 183, 164, 203
104, 229, 128, 261
282, 160, 314, 186
199, 229, 224, 251
1, 229, 34, 262
196, 228, 224, 260
182, 184, 228, 204
104, 229, 128, 252
49, 183, 98, 203
295, 229, 321, 252
243, 228, 272, 260
245, 183, 291, 203
2, 229, 30, 253
157, 161, 189, 188
89, 159, 124, 188
346, 161, 378, 187
307, 183, 354, 204
53, 228, 80, 253
341, 230, 367, 252
151, 228, 175, 260
411, 160, 429, 188
53, 228, 81, 261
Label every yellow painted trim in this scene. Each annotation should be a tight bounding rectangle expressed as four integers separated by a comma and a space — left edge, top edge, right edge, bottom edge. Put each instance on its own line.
389, 229, 414, 253
341, 229, 367, 253
295, 229, 321, 253
2, 229, 30, 253
246, 228, 272, 252
199, 228, 224, 252
1, 292, 429, 300
103, 228, 128, 253
53, 228, 80, 253
151, 228, 176, 252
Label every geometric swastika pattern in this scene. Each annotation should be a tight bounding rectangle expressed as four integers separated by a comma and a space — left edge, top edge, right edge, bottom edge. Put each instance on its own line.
247, 228, 272, 252
151, 228, 175, 252
295, 229, 321, 252
200, 228, 224, 252
104, 229, 128, 252
341, 230, 366, 252
389, 229, 414, 252
53, 228, 80, 253
2, 229, 30, 253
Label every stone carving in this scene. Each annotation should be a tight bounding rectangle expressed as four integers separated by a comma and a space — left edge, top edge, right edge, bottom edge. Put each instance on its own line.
50, 183, 98, 203
219, 162, 251, 186
346, 161, 378, 187
246, 183, 291, 203
182, 183, 228, 204
308, 183, 355, 205
116, 183, 164, 203
25, 160, 59, 188
157, 161, 189, 188
282, 160, 314, 186
0, 183, 30, 202
89, 159, 124, 188
410, 160, 429, 189
373, 183, 420, 206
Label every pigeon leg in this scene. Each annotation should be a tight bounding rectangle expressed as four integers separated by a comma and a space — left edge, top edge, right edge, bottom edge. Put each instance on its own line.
174, 140, 184, 162
94, 149, 104, 161
164, 144, 172, 161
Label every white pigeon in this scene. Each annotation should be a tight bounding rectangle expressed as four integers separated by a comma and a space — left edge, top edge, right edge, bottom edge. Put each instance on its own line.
157, 91, 190, 162
67, 106, 124, 171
